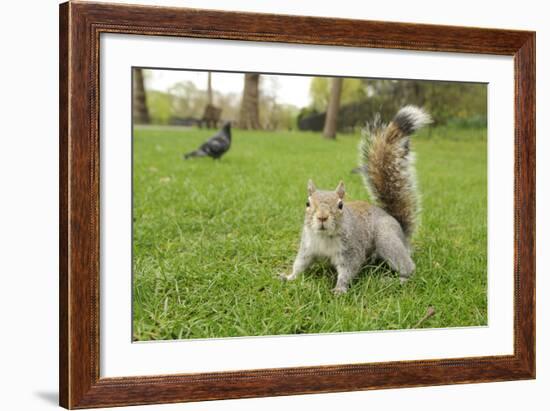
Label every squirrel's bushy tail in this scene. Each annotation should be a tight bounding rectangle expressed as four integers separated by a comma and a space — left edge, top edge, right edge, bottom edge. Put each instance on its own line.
359, 105, 431, 238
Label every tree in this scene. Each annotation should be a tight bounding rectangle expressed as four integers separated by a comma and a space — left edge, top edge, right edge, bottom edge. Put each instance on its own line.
323, 77, 343, 139
239, 73, 261, 129
169, 81, 207, 118
133, 68, 150, 124
310, 77, 365, 111
309, 77, 330, 111
146, 91, 172, 125
207, 72, 213, 106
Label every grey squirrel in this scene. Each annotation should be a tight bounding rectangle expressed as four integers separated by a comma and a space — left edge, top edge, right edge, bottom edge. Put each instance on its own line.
281, 106, 431, 294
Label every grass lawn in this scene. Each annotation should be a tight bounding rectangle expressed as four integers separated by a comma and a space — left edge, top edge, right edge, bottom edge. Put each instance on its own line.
132, 125, 487, 341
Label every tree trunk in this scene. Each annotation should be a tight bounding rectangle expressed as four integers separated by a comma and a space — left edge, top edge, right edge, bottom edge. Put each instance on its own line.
133, 68, 150, 124
207, 72, 213, 106
239, 73, 261, 129
323, 77, 343, 139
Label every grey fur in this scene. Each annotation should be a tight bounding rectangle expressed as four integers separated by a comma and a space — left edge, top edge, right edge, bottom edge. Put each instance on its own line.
281, 106, 429, 294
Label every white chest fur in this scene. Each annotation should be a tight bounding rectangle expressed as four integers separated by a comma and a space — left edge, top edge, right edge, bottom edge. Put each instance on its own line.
305, 231, 342, 259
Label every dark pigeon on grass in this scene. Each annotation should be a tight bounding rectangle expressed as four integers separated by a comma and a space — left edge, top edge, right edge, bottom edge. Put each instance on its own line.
183, 122, 232, 160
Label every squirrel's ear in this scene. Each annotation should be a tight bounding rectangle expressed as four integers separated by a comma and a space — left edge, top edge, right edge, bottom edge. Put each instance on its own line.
307, 179, 316, 195
336, 180, 345, 199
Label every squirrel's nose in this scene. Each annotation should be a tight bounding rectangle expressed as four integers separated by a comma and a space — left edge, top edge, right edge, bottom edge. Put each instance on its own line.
317, 216, 328, 223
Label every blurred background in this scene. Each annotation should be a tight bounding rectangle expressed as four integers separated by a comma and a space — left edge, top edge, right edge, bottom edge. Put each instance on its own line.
132, 68, 487, 137
131, 68, 489, 341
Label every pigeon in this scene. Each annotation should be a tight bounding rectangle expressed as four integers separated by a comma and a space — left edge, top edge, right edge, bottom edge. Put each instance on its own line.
183, 122, 232, 160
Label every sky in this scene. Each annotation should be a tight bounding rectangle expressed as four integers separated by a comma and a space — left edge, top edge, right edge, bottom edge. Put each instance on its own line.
145, 69, 313, 108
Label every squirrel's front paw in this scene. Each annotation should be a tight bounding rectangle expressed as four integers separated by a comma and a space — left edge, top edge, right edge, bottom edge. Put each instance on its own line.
279, 273, 295, 281
332, 285, 348, 295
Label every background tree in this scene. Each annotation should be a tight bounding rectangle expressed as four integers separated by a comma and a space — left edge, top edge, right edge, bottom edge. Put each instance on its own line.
146, 90, 172, 125
214, 92, 241, 124
299, 78, 487, 133
323, 77, 343, 139
310, 77, 365, 111
239, 73, 261, 129
140, 71, 487, 131
258, 77, 299, 130
207, 72, 213, 106
169, 81, 206, 119
133, 68, 150, 124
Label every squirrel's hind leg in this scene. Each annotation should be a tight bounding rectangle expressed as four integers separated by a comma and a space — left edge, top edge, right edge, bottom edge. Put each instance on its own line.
374, 225, 415, 283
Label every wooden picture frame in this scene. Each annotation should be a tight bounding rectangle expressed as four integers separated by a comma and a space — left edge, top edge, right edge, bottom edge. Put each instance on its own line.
59, 1, 535, 408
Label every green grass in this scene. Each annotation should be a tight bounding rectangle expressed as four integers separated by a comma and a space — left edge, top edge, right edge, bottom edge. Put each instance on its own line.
132, 125, 487, 341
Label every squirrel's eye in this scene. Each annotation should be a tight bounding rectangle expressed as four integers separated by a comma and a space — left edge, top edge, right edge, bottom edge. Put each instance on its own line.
306, 201, 310, 208
338, 201, 343, 210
